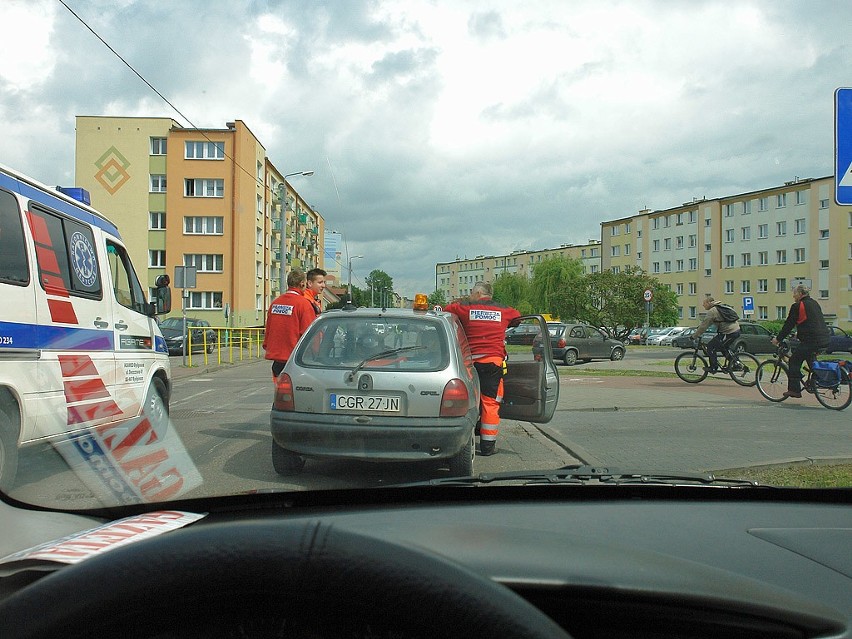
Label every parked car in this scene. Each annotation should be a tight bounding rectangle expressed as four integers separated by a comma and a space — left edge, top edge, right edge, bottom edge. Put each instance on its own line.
827, 325, 852, 354
504, 323, 540, 345
532, 322, 626, 366
671, 327, 698, 349
697, 321, 775, 354
160, 317, 216, 354
641, 327, 668, 345
627, 327, 647, 345
658, 327, 690, 346
646, 327, 679, 346
270, 307, 558, 476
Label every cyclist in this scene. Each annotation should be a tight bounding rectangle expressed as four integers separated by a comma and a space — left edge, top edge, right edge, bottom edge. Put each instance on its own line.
770, 284, 830, 399
692, 296, 741, 374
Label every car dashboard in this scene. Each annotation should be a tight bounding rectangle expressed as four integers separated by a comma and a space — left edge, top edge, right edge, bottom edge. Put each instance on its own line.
0, 486, 849, 639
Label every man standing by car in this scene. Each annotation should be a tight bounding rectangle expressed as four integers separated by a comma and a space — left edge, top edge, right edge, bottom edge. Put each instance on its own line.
771, 284, 830, 398
444, 282, 521, 456
692, 297, 741, 374
263, 269, 315, 380
304, 268, 326, 315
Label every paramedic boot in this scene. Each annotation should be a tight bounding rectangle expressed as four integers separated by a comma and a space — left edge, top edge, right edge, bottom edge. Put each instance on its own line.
479, 440, 496, 456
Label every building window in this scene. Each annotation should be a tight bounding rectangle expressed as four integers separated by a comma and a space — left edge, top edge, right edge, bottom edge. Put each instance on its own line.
819, 198, 829, 209
689, 234, 697, 248
776, 306, 786, 320
795, 190, 806, 205
776, 250, 787, 264
187, 291, 224, 310
794, 218, 806, 234
777, 193, 787, 208
725, 255, 735, 268
184, 178, 224, 198
184, 216, 224, 235
758, 279, 768, 293
725, 280, 734, 294
742, 200, 752, 215
150, 174, 167, 193
653, 239, 660, 252
758, 197, 768, 211
676, 259, 684, 272
664, 261, 671, 273
741, 253, 751, 267
653, 262, 660, 273
688, 210, 697, 223
705, 268, 712, 276
741, 227, 751, 241
758, 306, 768, 320
624, 244, 630, 255
741, 280, 751, 294
624, 222, 631, 234
689, 306, 697, 318
794, 248, 806, 263
664, 238, 672, 250
611, 245, 620, 257
776, 278, 787, 293
776, 221, 786, 236
819, 229, 829, 239
148, 250, 166, 267
149, 211, 166, 230
184, 254, 224, 272
704, 218, 712, 227
758, 251, 768, 265
653, 218, 660, 230
610, 226, 619, 236
724, 204, 734, 217
725, 229, 734, 243
758, 223, 768, 239
150, 137, 167, 155
689, 258, 697, 270
185, 141, 225, 160
819, 259, 829, 269
819, 290, 829, 299
704, 243, 711, 252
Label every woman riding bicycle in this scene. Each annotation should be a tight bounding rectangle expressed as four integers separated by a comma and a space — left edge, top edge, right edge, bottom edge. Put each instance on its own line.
770, 284, 830, 399
693, 296, 740, 374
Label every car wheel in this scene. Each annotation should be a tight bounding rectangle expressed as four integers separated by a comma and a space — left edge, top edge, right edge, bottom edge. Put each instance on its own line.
272, 440, 306, 475
610, 348, 625, 361
143, 378, 169, 439
0, 401, 19, 492
733, 341, 747, 354
447, 432, 474, 476
563, 350, 578, 366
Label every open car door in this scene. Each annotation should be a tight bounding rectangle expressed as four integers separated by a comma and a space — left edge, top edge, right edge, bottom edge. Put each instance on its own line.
500, 315, 560, 423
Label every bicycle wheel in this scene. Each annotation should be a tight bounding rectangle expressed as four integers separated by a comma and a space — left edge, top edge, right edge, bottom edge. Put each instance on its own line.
727, 352, 759, 387
756, 360, 789, 402
675, 351, 708, 383
813, 370, 852, 410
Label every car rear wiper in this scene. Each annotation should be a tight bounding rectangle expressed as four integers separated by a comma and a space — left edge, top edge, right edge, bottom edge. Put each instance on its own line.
401, 465, 768, 487
346, 345, 426, 381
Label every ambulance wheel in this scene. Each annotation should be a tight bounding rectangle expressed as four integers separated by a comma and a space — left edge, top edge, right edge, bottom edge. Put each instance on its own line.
144, 378, 170, 437
0, 402, 19, 492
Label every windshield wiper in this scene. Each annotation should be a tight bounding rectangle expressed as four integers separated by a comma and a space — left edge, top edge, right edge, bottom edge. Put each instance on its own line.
401, 465, 768, 487
346, 345, 425, 381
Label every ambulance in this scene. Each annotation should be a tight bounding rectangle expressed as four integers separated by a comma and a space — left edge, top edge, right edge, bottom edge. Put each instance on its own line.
0, 163, 173, 492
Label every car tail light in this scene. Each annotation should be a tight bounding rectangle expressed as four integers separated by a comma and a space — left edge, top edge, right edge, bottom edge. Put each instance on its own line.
273, 373, 295, 411
440, 378, 470, 417
557, 338, 566, 348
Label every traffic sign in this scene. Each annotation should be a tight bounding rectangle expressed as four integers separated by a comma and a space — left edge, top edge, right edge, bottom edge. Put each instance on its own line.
835, 88, 852, 204
643, 289, 653, 302
742, 296, 754, 316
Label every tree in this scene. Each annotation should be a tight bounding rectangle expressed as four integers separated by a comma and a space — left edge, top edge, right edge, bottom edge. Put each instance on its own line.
365, 270, 393, 307
529, 257, 584, 317
427, 289, 447, 307
492, 272, 531, 312
551, 267, 678, 340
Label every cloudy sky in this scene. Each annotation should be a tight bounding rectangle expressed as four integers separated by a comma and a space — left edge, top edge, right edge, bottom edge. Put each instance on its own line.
1, 0, 850, 296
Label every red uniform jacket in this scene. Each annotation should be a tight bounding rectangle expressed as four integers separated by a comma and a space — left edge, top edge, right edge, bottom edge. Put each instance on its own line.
304, 289, 322, 315
263, 288, 316, 362
443, 298, 521, 358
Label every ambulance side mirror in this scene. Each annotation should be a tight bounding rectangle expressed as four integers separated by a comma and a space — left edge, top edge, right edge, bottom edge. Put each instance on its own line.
153, 275, 172, 315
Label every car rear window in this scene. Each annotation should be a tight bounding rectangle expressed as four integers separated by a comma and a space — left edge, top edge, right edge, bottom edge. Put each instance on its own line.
296, 316, 449, 371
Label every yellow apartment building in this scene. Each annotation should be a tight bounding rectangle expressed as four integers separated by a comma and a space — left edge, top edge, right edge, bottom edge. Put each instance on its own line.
75, 116, 323, 328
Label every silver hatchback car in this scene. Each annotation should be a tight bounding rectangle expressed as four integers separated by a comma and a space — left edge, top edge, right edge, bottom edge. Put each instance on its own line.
270, 306, 559, 477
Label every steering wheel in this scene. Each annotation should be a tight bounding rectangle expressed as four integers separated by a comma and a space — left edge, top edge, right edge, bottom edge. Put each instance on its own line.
0, 520, 572, 639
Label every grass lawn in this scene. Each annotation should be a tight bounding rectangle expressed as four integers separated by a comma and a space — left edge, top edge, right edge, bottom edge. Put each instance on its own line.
718, 464, 852, 488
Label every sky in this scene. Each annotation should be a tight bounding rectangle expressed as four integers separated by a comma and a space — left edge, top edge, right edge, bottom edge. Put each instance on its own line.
1, 0, 850, 297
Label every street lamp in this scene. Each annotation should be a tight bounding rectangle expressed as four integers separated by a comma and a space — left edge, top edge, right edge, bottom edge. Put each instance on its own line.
348, 255, 363, 304
278, 171, 314, 293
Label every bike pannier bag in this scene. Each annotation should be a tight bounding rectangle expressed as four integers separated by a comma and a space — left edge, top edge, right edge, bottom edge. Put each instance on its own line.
811, 361, 842, 388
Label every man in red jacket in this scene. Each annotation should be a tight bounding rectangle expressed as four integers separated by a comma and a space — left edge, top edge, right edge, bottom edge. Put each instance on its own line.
263, 269, 316, 380
444, 282, 521, 456
304, 267, 326, 315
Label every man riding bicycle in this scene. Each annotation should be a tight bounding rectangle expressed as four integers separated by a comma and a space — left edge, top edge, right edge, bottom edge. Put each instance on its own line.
692, 296, 741, 374
770, 284, 830, 399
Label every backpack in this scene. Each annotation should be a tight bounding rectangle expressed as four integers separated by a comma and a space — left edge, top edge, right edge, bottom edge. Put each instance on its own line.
714, 303, 739, 323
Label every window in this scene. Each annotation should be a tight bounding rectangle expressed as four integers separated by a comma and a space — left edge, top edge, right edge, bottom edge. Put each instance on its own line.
741, 227, 751, 241
794, 218, 806, 234
776, 250, 787, 264
150, 174, 167, 192
652, 218, 660, 230
663, 216, 671, 227
819, 198, 829, 209
675, 213, 683, 225
689, 306, 697, 318
148, 211, 166, 230
819, 229, 829, 239
624, 244, 630, 255
758, 306, 768, 320
664, 260, 671, 273
741, 280, 750, 294
741, 253, 751, 267
0, 190, 29, 285
819, 259, 829, 269
675, 236, 684, 249
689, 283, 696, 295
184, 178, 224, 197
187, 291, 224, 310
704, 218, 711, 227
653, 239, 660, 252
794, 248, 806, 263
185, 254, 224, 272
725, 229, 734, 242
185, 141, 225, 159
150, 137, 167, 155
795, 190, 806, 205
676, 259, 684, 272
776, 278, 787, 293
776, 221, 786, 236
704, 243, 711, 252
610, 226, 619, 236
624, 222, 631, 234
725, 255, 734, 268
689, 258, 697, 270
777, 193, 787, 207
757, 279, 768, 293
688, 210, 696, 223
725, 280, 734, 294
664, 238, 671, 250
705, 268, 712, 276
688, 234, 696, 248
149, 250, 166, 267
724, 204, 734, 217
652, 262, 660, 273
184, 216, 224, 235
758, 251, 768, 265
819, 290, 829, 299
611, 245, 620, 257
742, 200, 752, 215
776, 306, 787, 320
758, 223, 768, 239
758, 197, 768, 211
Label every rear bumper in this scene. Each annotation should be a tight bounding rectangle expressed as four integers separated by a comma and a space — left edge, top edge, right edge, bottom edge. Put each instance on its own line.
270, 411, 476, 461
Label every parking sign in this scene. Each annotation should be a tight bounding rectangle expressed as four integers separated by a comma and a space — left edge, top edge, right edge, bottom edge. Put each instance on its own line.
835, 88, 852, 205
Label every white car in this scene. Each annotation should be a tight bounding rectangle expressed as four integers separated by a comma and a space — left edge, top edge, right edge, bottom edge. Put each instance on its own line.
646, 327, 677, 346
658, 327, 691, 346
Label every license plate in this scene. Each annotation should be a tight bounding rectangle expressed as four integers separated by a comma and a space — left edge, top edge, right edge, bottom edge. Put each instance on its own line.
330, 394, 401, 412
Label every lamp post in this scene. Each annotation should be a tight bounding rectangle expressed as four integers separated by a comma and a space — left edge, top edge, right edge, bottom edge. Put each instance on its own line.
278, 171, 314, 294
348, 255, 363, 304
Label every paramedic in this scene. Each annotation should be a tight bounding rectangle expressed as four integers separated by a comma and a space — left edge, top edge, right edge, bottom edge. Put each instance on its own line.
263, 269, 315, 379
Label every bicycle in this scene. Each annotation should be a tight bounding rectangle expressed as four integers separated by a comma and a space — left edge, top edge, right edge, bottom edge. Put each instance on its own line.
755, 342, 852, 410
674, 339, 759, 386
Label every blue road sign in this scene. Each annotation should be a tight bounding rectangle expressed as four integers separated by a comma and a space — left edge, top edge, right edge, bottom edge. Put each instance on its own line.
835, 88, 852, 205
742, 296, 754, 313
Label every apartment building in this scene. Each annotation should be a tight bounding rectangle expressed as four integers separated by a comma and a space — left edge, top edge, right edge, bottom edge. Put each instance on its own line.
601, 176, 851, 328
435, 241, 602, 301
75, 116, 323, 328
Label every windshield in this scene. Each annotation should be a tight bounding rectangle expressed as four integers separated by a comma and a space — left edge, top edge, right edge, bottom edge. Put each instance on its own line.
2, 1, 851, 514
